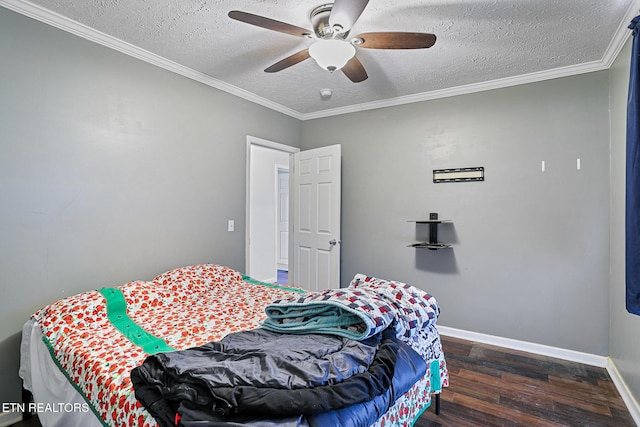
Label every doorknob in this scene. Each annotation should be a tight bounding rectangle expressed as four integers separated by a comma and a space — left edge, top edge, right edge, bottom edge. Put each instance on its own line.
329, 239, 341, 246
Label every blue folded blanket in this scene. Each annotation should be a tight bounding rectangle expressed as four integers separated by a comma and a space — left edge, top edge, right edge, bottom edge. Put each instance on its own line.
263, 298, 380, 340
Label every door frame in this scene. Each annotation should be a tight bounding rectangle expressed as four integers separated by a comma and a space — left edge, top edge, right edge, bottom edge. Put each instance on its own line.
245, 135, 299, 278
276, 165, 290, 272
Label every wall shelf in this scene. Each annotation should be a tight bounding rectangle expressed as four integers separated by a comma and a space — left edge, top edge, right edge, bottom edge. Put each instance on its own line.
408, 213, 452, 250
408, 242, 451, 250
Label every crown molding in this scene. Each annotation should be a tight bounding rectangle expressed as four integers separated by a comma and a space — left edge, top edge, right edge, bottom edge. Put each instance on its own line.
0, 0, 304, 120
602, 0, 640, 68
300, 60, 610, 120
1, 0, 637, 122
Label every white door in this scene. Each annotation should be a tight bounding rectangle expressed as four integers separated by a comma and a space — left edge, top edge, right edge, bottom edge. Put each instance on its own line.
290, 144, 341, 291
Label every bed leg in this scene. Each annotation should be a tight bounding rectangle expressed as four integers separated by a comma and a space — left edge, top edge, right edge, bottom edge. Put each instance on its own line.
435, 393, 441, 415
22, 385, 33, 420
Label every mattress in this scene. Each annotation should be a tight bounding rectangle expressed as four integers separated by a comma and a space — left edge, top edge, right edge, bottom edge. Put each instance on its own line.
19, 264, 448, 427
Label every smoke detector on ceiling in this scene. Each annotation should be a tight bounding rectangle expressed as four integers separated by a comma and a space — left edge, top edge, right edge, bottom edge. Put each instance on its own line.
320, 88, 333, 99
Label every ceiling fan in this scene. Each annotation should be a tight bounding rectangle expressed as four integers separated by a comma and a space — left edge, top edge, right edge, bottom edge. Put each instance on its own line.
228, 0, 437, 83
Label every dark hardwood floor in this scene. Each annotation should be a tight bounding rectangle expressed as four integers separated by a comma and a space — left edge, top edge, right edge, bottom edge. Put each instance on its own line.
13, 335, 636, 427
418, 335, 636, 426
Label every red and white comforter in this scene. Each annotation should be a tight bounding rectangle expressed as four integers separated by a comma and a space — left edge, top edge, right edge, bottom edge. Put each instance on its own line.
30, 264, 447, 427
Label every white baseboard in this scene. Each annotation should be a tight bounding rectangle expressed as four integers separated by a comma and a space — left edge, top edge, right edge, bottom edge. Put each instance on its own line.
437, 325, 608, 366
437, 325, 640, 426
606, 358, 640, 426
0, 411, 22, 427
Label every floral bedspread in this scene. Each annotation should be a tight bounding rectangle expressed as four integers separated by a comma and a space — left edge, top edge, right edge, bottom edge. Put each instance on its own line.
31, 264, 447, 427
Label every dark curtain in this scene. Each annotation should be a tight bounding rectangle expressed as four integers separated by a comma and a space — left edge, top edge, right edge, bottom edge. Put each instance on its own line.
626, 16, 640, 315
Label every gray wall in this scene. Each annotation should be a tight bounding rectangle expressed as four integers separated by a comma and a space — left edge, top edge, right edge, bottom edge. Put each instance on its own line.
0, 7, 301, 404
609, 38, 640, 403
301, 72, 611, 356
3, 0, 638, 413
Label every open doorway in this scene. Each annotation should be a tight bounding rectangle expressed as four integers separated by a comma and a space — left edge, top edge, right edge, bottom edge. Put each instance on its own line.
276, 166, 289, 283
245, 136, 299, 284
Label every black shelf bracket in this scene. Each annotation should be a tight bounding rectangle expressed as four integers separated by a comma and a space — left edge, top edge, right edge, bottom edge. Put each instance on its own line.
407, 213, 452, 250
429, 212, 439, 245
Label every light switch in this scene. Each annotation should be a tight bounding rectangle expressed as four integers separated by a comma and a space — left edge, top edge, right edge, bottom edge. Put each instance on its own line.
228, 220, 234, 232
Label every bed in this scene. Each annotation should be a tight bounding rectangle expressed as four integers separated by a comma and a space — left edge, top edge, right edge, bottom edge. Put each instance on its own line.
19, 264, 448, 427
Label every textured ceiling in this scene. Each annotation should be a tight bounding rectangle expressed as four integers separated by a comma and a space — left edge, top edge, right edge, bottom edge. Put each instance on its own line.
3, 0, 639, 118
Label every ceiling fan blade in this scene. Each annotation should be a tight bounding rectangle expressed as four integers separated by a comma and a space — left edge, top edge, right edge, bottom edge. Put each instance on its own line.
264, 49, 311, 73
228, 11, 312, 37
329, 0, 369, 34
355, 32, 437, 49
341, 56, 368, 83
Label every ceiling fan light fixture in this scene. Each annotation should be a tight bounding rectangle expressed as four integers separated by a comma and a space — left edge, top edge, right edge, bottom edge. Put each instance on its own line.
309, 39, 356, 72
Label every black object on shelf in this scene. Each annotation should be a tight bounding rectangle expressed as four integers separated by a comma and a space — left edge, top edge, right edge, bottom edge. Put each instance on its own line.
408, 212, 452, 250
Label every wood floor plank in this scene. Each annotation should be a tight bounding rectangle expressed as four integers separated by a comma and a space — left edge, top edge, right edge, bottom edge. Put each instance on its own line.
445, 374, 502, 404
508, 383, 613, 416
415, 403, 491, 427
451, 392, 568, 427
418, 336, 635, 426
500, 371, 615, 406
547, 375, 630, 409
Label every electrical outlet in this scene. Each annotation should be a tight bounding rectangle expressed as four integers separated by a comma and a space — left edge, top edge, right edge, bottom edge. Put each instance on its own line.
228, 220, 234, 232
